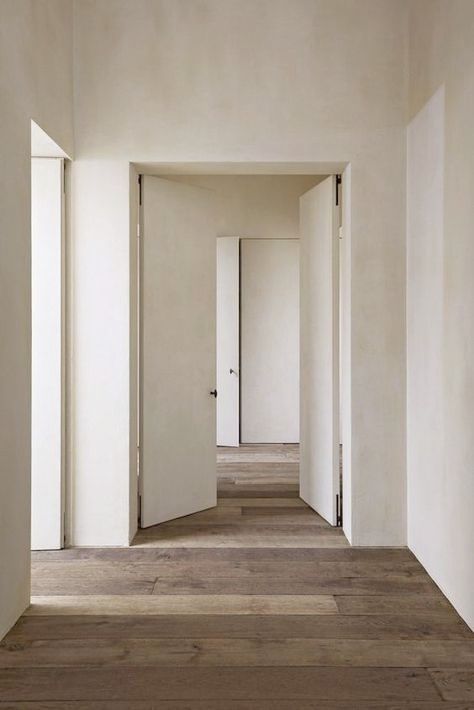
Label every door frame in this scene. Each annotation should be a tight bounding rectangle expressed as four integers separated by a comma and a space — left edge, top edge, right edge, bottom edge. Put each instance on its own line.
216, 235, 241, 447
133, 164, 349, 537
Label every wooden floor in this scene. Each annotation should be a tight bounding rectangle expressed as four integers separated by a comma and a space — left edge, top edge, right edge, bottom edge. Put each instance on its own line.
1, 445, 473, 707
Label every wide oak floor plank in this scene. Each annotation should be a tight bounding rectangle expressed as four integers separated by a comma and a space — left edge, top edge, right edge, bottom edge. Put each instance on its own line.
336, 595, 454, 615
30, 546, 417, 562
7, 613, 471, 641
151, 575, 439, 595
0, 701, 472, 710
26, 594, 338, 616
1, 703, 473, 710
217, 486, 300, 498
0, 667, 441, 702
218, 497, 307, 507
1, 637, 473, 669
31, 559, 428, 579
30, 578, 156, 596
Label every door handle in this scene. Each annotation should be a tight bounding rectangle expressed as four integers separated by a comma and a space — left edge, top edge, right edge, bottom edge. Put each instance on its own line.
230, 368, 238, 375
209, 389, 218, 398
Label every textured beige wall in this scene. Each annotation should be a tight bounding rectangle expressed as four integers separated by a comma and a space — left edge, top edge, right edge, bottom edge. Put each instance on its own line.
73, 0, 407, 159
69, 160, 132, 546
407, 0, 474, 630
161, 175, 323, 238
0, 0, 74, 639
72, 0, 408, 546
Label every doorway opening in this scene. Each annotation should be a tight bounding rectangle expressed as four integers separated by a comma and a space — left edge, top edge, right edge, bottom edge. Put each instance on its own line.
30, 121, 70, 552
136, 168, 347, 540
217, 236, 300, 447
216, 235, 301, 512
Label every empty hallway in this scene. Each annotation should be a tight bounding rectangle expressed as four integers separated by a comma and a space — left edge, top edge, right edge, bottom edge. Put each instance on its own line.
1, 0, 474, 705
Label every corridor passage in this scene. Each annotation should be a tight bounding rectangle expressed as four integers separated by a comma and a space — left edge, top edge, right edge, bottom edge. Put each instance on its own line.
1, 446, 473, 706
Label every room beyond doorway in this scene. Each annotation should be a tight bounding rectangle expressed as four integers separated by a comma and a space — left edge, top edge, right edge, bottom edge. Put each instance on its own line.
216, 237, 300, 447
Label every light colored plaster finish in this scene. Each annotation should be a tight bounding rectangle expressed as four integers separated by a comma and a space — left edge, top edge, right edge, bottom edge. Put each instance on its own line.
349, 143, 407, 546
70, 161, 132, 546
407, 87, 444, 575
408, 1, 474, 630
161, 175, 322, 240
240, 239, 300, 444
31, 158, 64, 551
72, 0, 408, 547
73, 0, 407, 159
0, 0, 73, 640
31, 122, 70, 158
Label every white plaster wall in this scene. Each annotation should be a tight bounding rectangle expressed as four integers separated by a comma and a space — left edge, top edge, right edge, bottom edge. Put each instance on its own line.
0, 0, 74, 640
407, 87, 444, 581
73, 0, 407, 159
72, 0, 408, 547
240, 239, 300, 444
160, 175, 322, 239
349, 143, 407, 546
31, 158, 64, 551
69, 161, 132, 546
407, 1, 474, 630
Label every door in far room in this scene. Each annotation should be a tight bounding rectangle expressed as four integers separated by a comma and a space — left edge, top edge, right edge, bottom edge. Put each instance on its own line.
240, 238, 300, 444
140, 176, 218, 527
216, 236, 240, 447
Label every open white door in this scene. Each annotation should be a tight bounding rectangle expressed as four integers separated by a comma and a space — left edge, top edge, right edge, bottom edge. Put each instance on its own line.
31, 158, 65, 550
299, 176, 340, 525
216, 237, 240, 447
140, 176, 218, 527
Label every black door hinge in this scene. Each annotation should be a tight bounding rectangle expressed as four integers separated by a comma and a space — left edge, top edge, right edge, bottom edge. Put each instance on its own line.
335, 174, 342, 206
336, 493, 343, 527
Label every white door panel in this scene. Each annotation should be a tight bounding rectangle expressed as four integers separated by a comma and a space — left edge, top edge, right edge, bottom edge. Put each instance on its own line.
299, 176, 339, 525
240, 239, 300, 444
216, 237, 240, 447
141, 176, 218, 527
